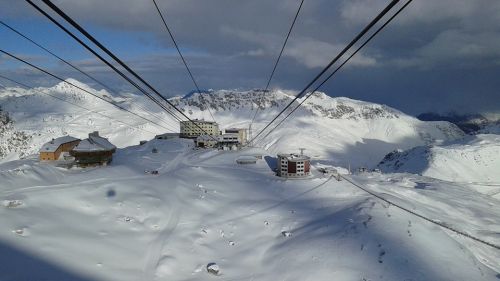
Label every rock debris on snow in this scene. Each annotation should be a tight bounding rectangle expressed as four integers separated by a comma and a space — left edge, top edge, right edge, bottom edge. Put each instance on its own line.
206, 263, 220, 275
3, 200, 23, 208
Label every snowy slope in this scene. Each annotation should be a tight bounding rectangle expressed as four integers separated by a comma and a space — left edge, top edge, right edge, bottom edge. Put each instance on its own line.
1, 80, 499, 280
171, 90, 465, 168
0, 80, 179, 161
378, 134, 500, 184
1, 81, 464, 168
1, 139, 499, 281
479, 122, 500, 134
480, 113, 500, 134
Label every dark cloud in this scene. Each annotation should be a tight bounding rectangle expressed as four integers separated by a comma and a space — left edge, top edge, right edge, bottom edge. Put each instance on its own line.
0, 0, 499, 115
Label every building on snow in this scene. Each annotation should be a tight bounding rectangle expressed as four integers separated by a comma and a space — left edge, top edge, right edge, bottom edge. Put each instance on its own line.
277, 153, 311, 178
217, 133, 240, 150
236, 155, 258, 164
70, 131, 116, 166
195, 134, 218, 148
39, 136, 80, 161
224, 128, 247, 145
155, 133, 180, 140
180, 119, 219, 138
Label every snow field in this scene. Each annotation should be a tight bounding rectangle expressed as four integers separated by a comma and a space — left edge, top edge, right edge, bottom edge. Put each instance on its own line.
1, 80, 499, 280
1, 139, 499, 280
378, 134, 500, 184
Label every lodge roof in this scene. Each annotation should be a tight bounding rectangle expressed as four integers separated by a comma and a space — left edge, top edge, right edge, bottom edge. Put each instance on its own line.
72, 133, 116, 152
39, 136, 80, 153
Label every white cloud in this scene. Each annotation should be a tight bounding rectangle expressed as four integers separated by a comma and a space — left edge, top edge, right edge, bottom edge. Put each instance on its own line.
419, 30, 500, 60
389, 29, 500, 69
339, 0, 497, 28
285, 39, 377, 68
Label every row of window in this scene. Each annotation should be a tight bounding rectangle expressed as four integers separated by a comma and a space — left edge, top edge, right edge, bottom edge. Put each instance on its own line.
280, 160, 305, 164
280, 172, 310, 176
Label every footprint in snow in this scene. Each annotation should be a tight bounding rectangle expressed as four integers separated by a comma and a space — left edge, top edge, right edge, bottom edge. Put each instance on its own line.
378, 249, 386, 263
363, 215, 372, 228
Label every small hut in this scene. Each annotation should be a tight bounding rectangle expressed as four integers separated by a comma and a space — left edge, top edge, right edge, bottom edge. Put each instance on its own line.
236, 155, 258, 164
70, 131, 116, 167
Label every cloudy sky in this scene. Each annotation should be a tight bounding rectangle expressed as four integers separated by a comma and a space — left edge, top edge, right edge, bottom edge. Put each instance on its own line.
0, 0, 499, 116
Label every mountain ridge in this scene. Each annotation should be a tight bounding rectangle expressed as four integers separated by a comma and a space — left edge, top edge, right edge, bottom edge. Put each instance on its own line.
0, 79, 465, 167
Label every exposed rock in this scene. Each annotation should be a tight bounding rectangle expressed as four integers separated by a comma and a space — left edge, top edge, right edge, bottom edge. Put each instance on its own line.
206, 262, 220, 275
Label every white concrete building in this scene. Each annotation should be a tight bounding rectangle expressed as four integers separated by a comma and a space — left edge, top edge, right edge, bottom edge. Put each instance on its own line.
224, 128, 247, 145
218, 133, 240, 150
180, 120, 219, 138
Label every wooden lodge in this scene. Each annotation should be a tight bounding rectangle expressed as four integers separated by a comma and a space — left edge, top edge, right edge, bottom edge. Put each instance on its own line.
70, 131, 116, 167
39, 136, 80, 161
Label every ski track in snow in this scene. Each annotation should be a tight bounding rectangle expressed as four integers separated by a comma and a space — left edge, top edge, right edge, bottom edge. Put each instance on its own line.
142, 141, 190, 279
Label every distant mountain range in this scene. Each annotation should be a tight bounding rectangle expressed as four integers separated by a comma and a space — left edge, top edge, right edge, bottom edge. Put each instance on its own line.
417, 112, 500, 134
1, 79, 465, 168
377, 134, 500, 183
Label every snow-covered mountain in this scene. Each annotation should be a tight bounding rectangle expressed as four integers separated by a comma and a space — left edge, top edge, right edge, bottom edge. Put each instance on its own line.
418, 112, 500, 134
186, 90, 465, 168
1, 79, 500, 281
378, 134, 500, 184
0, 108, 32, 161
0, 80, 465, 168
0, 79, 175, 161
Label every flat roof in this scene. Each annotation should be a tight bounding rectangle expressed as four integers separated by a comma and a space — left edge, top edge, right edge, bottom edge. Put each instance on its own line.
156, 133, 179, 136
278, 153, 310, 161
236, 156, 257, 163
180, 119, 218, 125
